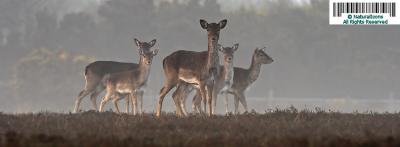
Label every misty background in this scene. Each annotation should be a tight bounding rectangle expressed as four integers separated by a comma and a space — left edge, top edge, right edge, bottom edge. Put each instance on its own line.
1, 0, 399, 113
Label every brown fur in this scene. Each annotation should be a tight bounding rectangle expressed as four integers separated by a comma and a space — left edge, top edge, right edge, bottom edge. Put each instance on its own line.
73, 39, 156, 113
156, 19, 227, 117
193, 48, 273, 113
99, 48, 158, 115
174, 44, 239, 115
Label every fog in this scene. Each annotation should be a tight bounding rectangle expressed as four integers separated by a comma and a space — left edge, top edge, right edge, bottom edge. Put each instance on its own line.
0, 0, 399, 113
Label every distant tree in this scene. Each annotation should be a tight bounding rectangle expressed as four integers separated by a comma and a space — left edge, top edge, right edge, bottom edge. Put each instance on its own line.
13, 48, 95, 112
57, 12, 97, 51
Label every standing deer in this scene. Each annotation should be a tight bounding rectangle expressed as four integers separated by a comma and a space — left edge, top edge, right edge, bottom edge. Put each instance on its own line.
173, 44, 239, 115
192, 47, 273, 113
73, 38, 156, 113
99, 46, 158, 114
156, 19, 227, 117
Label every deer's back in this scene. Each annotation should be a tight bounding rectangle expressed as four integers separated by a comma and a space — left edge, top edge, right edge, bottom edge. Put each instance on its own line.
86, 61, 138, 77
163, 50, 208, 75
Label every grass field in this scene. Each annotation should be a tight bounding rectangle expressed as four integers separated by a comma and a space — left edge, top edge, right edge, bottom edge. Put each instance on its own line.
0, 108, 400, 147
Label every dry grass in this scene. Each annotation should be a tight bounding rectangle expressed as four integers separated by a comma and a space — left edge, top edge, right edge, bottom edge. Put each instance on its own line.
0, 108, 400, 147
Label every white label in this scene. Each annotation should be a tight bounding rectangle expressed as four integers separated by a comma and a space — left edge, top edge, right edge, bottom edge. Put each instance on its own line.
330, 0, 400, 25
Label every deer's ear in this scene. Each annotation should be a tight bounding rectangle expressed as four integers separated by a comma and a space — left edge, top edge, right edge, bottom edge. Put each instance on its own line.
233, 43, 239, 51
260, 47, 266, 52
149, 39, 157, 47
152, 49, 159, 56
200, 19, 208, 29
217, 44, 223, 52
219, 19, 227, 29
134, 38, 141, 47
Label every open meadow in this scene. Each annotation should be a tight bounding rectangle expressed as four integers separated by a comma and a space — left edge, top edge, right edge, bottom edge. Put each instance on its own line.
1, 109, 400, 147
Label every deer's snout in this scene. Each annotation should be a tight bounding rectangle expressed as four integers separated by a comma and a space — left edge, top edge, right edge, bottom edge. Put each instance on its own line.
211, 37, 217, 41
227, 57, 232, 61
265, 58, 274, 64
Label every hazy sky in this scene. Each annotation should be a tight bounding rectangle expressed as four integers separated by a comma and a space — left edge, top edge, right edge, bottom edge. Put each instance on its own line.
216, 0, 310, 12
40, 0, 310, 19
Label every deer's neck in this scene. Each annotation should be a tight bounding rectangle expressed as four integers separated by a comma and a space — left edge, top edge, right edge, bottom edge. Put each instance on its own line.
219, 61, 234, 91
248, 57, 261, 84
223, 61, 234, 83
206, 40, 219, 75
137, 60, 151, 85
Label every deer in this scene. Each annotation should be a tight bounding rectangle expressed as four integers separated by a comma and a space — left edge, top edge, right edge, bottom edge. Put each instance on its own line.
173, 44, 239, 115
191, 47, 273, 114
73, 38, 156, 113
156, 19, 227, 117
99, 46, 158, 115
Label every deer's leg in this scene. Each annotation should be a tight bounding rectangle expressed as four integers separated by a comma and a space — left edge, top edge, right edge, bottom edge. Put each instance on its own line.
113, 93, 124, 113
192, 90, 201, 113
156, 81, 177, 117
112, 94, 121, 113
172, 85, 185, 117
74, 89, 92, 113
238, 92, 248, 113
196, 91, 203, 113
75, 74, 101, 112
130, 93, 135, 115
212, 89, 218, 115
198, 84, 208, 115
191, 94, 197, 113
89, 86, 104, 111
224, 92, 229, 114
201, 83, 213, 116
125, 94, 130, 113
138, 91, 144, 114
197, 88, 206, 114
129, 92, 137, 115
233, 93, 240, 114
180, 83, 193, 116
206, 84, 214, 116
99, 92, 112, 112
180, 95, 188, 116
202, 90, 207, 114
133, 93, 138, 115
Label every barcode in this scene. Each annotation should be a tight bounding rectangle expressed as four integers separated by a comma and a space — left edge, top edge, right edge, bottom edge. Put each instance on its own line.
333, 2, 396, 17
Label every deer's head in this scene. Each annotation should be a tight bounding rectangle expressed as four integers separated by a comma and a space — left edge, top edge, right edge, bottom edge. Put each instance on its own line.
200, 19, 227, 46
254, 47, 273, 64
134, 38, 156, 54
140, 48, 158, 65
134, 38, 158, 65
218, 43, 239, 64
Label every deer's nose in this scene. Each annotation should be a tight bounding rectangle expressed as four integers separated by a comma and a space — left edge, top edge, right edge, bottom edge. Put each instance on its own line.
211, 37, 217, 41
147, 61, 151, 64
227, 57, 232, 61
